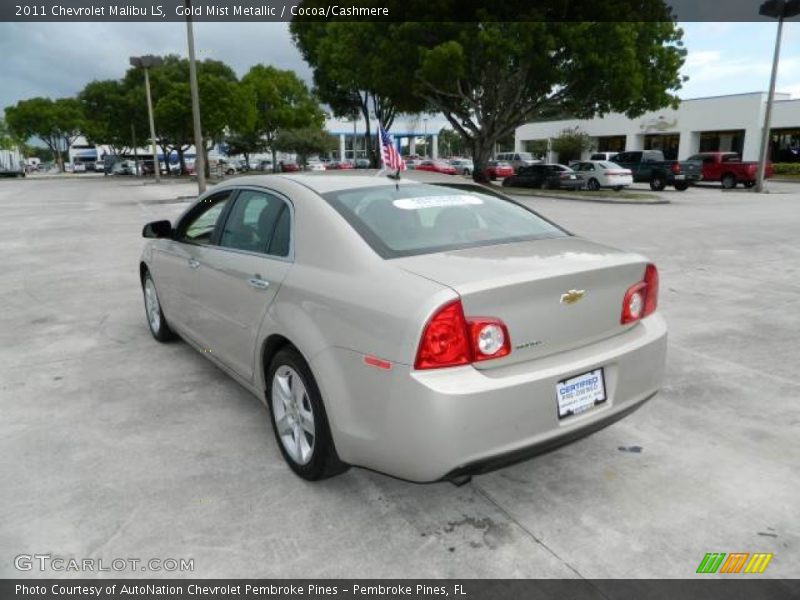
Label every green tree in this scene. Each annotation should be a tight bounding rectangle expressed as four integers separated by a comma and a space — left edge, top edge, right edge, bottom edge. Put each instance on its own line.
551, 127, 595, 164
438, 127, 467, 158
225, 130, 267, 168
327, 4, 685, 181
5, 97, 83, 171
273, 127, 337, 166
152, 81, 194, 173
79, 79, 146, 157
125, 56, 255, 177
242, 64, 325, 171
290, 21, 428, 167
0, 117, 19, 150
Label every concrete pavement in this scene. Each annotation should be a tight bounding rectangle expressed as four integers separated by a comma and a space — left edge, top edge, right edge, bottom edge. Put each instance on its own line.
0, 175, 797, 578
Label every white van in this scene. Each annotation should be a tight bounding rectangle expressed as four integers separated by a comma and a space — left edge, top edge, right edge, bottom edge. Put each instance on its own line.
495, 151, 539, 173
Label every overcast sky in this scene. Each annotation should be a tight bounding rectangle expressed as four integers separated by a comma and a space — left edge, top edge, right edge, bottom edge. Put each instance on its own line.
1, 21, 799, 114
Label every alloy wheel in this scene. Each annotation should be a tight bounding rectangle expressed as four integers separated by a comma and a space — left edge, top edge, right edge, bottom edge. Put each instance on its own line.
271, 366, 316, 465
144, 277, 161, 333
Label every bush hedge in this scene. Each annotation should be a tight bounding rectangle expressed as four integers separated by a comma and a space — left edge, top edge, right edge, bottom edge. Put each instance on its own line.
772, 163, 800, 175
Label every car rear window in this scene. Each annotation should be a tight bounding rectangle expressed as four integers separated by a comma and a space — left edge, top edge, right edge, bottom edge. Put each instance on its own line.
323, 184, 567, 258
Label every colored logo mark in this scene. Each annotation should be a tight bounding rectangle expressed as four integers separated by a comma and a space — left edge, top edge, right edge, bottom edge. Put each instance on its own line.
696, 552, 773, 574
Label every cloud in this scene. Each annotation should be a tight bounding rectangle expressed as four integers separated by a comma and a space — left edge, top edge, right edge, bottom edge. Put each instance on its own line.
0, 22, 311, 112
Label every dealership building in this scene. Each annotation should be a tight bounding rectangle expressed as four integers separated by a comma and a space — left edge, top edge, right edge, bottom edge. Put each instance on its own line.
514, 91, 800, 163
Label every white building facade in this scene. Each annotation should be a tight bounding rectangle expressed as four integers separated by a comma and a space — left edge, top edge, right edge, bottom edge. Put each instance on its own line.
326, 114, 450, 161
515, 92, 800, 164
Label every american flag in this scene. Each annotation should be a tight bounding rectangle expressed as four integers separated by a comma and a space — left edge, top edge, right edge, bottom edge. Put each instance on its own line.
379, 124, 405, 171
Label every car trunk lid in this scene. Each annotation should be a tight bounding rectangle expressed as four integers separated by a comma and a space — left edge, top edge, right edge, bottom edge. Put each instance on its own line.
395, 237, 649, 368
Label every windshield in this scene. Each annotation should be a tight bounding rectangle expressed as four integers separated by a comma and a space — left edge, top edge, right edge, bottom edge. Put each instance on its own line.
323, 184, 567, 258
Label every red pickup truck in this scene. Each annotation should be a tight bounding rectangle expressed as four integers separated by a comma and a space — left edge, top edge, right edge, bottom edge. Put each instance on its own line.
686, 152, 773, 189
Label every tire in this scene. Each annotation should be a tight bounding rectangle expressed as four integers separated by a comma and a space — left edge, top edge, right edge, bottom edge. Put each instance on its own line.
744, 181, 755, 188
613, 186, 623, 192
650, 175, 666, 191
673, 182, 689, 191
142, 270, 176, 342
267, 347, 349, 481
464, 169, 471, 176
501, 177, 513, 187
721, 173, 737, 189
587, 178, 601, 191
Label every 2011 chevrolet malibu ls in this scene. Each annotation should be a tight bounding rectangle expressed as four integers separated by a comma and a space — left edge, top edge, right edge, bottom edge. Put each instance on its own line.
140, 175, 667, 482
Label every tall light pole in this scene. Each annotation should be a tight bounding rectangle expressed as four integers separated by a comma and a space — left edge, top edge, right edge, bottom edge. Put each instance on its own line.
129, 55, 163, 183
185, 0, 206, 194
756, 0, 800, 192
352, 111, 357, 160
423, 118, 429, 158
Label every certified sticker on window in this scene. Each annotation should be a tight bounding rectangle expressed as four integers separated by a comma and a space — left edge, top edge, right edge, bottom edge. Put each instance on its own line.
393, 195, 484, 210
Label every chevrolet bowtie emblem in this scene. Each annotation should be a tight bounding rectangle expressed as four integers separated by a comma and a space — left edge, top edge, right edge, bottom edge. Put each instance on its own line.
560, 289, 586, 305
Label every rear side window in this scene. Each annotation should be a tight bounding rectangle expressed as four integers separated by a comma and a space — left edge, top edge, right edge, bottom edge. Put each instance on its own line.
323, 184, 566, 259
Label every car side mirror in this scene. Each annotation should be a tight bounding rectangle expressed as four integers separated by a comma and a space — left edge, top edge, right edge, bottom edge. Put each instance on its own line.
142, 220, 173, 239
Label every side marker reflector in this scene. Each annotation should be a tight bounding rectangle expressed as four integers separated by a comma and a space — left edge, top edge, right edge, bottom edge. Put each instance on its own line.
364, 355, 392, 370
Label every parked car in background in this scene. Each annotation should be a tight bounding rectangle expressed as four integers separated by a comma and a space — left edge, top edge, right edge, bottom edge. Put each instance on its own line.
495, 151, 539, 173
306, 160, 326, 172
403, 156, 422, 170
415, 160, 457, 175
72, 162, 86, 173
572, 161, 633, 191
502, 164, 583, 190
218, 159, 237, 176
139, 175, 666, 482
279, 161, 300, 173
590, 152, 621, 162
685, 152, 772, 189
449, 158, 474, 176
255, 159, 273, 171
112, 160, 138, 175
611, 150, 702, 191
328, 161, 354, 170
141, 160, 168, 176
483, 161, 515, 180
354, 158, 371, 169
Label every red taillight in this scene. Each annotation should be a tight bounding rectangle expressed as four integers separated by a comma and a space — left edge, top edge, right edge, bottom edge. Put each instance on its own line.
621, 263, 659, 324
415, 301, 471, 369
414, 300, 511, 369
643, 263, 659, 316
671, 163, 681, 175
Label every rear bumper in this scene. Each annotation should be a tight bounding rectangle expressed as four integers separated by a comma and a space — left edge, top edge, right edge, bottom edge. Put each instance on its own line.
313, 315, 667, 483
445, 390, 654, 479
603, 176, 633, 187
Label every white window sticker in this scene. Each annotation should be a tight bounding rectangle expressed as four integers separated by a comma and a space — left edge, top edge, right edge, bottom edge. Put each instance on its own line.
393, 195, 484, 210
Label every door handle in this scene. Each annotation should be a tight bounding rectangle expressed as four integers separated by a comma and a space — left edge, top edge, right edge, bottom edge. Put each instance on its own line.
188, 258, 200, 269
247, 277, 270, 290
